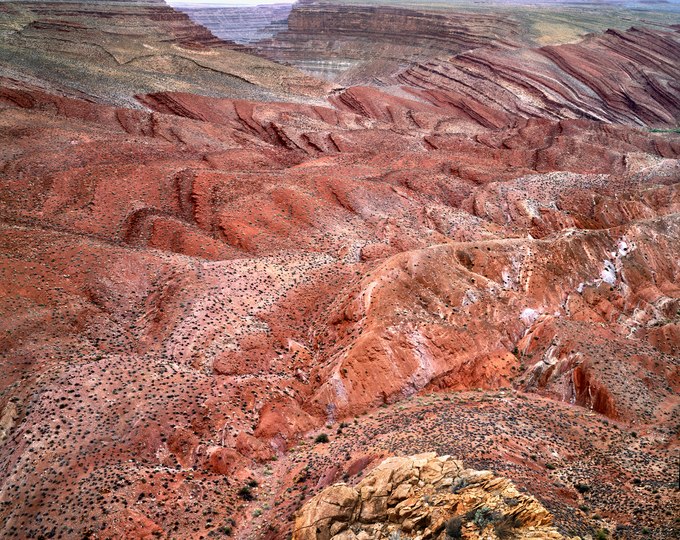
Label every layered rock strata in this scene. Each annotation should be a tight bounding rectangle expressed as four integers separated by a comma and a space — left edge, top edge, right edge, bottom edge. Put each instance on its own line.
254, 2, 521, 82
179, 3, 293, 44
0, 0, 329, 106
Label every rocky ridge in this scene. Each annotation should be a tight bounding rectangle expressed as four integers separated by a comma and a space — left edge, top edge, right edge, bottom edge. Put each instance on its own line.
397, 26, 680, 128
293, 453, 572, 540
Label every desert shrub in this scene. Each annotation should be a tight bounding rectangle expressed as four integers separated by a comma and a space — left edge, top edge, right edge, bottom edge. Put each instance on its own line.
445, 516, 463, 539
315, 433, 329, 443
493, 514, 522, 539
463, 508, 478, 523
473, 506, 501, 529
575, 483, 590, 494
595, 529, 609, 540
238, 486, 254, 501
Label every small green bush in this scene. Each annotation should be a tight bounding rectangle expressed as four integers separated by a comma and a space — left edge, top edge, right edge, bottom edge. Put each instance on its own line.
315, 433, 329, 443
595, 528, 609, 540
473, 507, 501, 529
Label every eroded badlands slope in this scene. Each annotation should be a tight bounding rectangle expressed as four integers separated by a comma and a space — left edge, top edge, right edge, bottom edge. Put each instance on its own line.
0, 0, 330, 106
0, 1, 678, 539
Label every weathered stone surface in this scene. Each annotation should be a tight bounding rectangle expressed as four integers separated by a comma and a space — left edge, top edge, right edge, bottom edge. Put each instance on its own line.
294, 484, 360, 540
293, 453, 576, 540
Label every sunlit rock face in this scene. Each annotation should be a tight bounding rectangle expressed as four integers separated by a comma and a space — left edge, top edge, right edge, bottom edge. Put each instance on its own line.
293, 453, 573, 540
0, 0, 679, 539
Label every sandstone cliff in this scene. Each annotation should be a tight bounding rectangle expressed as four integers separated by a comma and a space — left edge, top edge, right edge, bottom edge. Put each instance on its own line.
254, 2, 520, 82
180, 3, 292, 44
250, 0, 680, 91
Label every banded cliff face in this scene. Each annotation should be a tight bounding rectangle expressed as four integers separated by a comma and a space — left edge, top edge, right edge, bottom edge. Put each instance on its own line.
254, 2, 521, 82
0, 0, 232, 48
0, 2, 679, 540
179, 3, 293, 44
247, 0, 680, 86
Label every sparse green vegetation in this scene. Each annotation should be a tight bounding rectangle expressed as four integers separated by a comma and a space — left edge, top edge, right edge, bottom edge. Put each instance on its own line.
595, 528, 609, 540
649, 127, 680, 133
494, 514, 523, 539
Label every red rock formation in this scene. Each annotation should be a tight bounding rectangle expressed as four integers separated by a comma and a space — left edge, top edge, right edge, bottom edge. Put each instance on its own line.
397, 26, 680, 128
